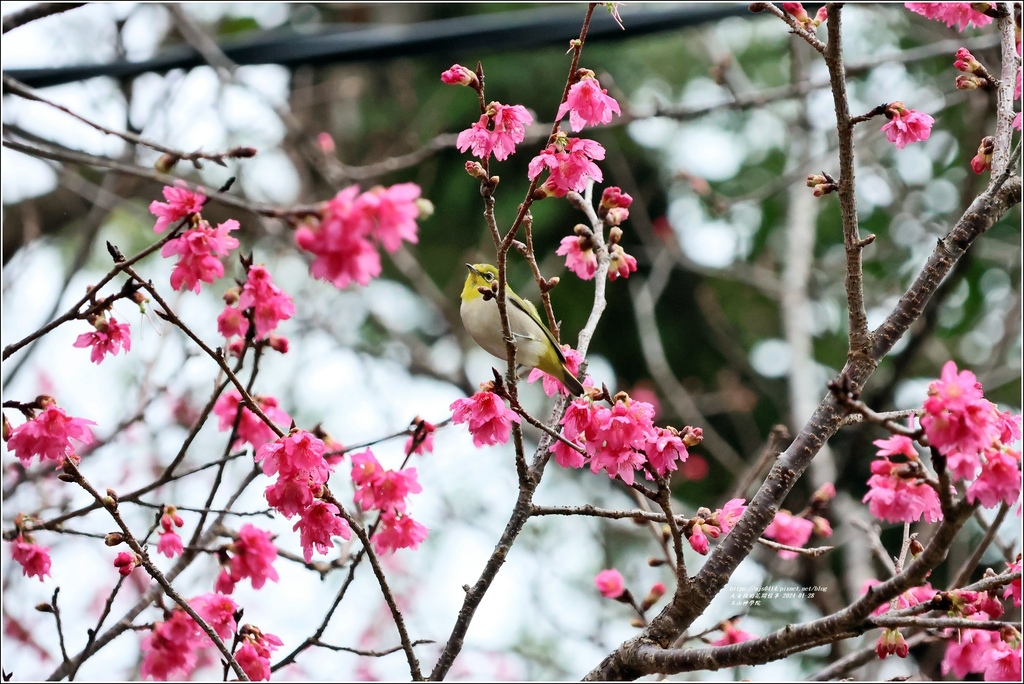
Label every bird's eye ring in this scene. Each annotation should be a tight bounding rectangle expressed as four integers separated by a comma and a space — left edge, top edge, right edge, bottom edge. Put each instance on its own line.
483, 272, 494, 282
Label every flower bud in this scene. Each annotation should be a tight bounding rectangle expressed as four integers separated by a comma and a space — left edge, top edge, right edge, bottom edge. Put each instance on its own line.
155, 153, 180, 173
465, 161, 488, 181
956, 74, 985, 90
416, 198, 435, 219
640, 582, 667, 611
105, 532, 125, 546
269, 335, 290, 354
440, 64, 479, 88
35, 602, 55, 613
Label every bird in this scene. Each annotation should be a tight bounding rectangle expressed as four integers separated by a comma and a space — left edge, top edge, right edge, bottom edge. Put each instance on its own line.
460, 263, 585, 397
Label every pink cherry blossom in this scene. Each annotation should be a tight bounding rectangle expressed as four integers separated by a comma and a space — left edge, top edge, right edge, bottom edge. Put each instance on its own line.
557, 73, 621, 131
966, 448, 1022, 508
450, 390, 521, 447
921, 360, 999, 464
876, 627, 910, 659
217, 304, 249, 340
550, 437, 587, 469
11, 535, 51, 581
263, 476, 317, 519
113, 551, 139, 576
405, 419, 435, 456
1005, 558, 1022, 607
213, 390, 291, 452
608, 243, 637, 281
140, 611, 201, 679
296, 186, 381, 289
236, 265, 295, 340
6, 401, 96, 467
556, 234, 599, 280
292, 500, 352, 563
594, 568, 625, 598
599, 186, 632, 226
714, 498, 747, 534
372, 511, 428, 555
585, 398, 655, 485
983, 638, 1023, 682
191, 593, 240, 643
161, 219, 239, 293
862, 456, 942, 523
255, 429, 331, 485
73, 316, 131, 364
689, 522, 710, 555
149, 182, 206, 233
528, 345, 586, 397
905, 3, 993, 31
456, 102, 533, 161
351, 449, 384, 488
712, 619, 756, 646
880, 103, 935, 149
873, 433, 918, 459
225, 524, 280, 591
441, 63, 478, 87
763, 510, 815, 559
235, 627, 283, 681
361, 182, 422, 253
157, 530, 183, 558
528, 137, 605, 197
942, 625, 995, 678
354, 464, 422, 514
644, 427, 688, 477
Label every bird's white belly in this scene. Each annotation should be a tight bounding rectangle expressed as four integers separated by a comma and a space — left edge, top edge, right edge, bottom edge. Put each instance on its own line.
461, 296, 547, 368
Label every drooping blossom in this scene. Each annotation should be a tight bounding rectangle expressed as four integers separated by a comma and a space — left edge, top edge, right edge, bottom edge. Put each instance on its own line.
971, 135, 996, 174
599, 186, 632, 226
644, 427, 688, 478
557, 234, 600, 280
863, 579, 936, 616
404, 418, 435, 456
73, 316, 132, 364
372, 511, 428, 555
213, 390, 291, 452
235, 626, 283, 681
456, 102, 533, 161
529, 136, 605, 197
712, 619, 756, 646
440, 63, 478, 88
921, 360, 998, 464
557, 71, 621, 131
158, 504, 185, 558
161, 219, 239, 293
353, 456, 422, 514
608, 243, 637, 281
873, 433, 918, 459
982, 638, 1023, 682
295, 183, 425, 289
237, 265, 295, 340
149, 182, 206, 233
905, 3, 994, 31
222, 524, 280, 593
292, 500, 352, 563
528, 345, 587, 397
594, 568, 625, 598
6, 400, 96, 467
862, 456, 943, 523
450, 388, 521, 447
966, 448, 1022, 508
217, 303, 249, 340
140, 610, 201, 679
714, 498, 747, 534
10, 535, 51, 581
763, 510, 815, 559
876, 627, 910, 659
880, 102, 935, 149
255, 430, 332, 518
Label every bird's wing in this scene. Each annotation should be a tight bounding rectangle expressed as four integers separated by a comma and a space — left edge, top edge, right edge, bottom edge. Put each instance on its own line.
507, 295, 569, 365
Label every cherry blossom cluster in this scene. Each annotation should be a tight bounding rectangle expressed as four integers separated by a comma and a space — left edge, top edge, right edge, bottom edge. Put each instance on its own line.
450, 384, 521, 447
863, 361, 1022, 524
880, 101, 935, 149
139, 592, 280, 681
73, 314, 132, 364
556, 186, 638, 281
5, 396, 96, 469
254, 429, 352, 563
551, 391, 701, 486
8, 514, 52, 581
295, 182, 428, 289
350, 449, 429, 555
215, 523, 281, 594
215, 264, 295, 359
156, 505, 185, 558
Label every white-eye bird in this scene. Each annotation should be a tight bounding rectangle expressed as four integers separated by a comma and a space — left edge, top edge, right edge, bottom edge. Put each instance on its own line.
460, 263, 585, 397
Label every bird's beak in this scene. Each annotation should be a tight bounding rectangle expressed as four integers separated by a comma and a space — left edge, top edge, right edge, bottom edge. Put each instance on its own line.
465, 263, 479, 275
